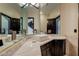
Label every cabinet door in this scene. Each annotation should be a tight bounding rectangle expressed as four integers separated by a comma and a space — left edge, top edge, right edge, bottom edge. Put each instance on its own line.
46, 43, 52, 56
50, 40, 55, 56
62, 41, 66, 55
41, 42, 51, 56
40, 44, 47, 56
41, 49, 47, 56
54, 40, 65, 56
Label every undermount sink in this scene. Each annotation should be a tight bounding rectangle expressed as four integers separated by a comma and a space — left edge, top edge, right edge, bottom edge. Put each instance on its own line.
32, 40, 37, 43
31, 36, 48, 43
34, 34, 47, 37
33, 36, 48, 42
37, 37, 48, 42
31, 34, 48, 42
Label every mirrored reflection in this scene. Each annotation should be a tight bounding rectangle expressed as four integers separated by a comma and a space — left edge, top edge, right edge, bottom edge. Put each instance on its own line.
19, 3, 61, 41
20, 3, 60, 35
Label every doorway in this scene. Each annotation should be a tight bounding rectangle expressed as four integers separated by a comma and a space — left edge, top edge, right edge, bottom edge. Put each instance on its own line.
27, 17, 34, 34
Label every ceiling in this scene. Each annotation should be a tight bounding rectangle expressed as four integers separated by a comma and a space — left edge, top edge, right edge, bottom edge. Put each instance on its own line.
41, 3, 60, 15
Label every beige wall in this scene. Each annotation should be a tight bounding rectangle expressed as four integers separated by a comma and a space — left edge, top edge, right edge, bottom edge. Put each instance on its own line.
60, 3, 78, 55
0, 3, 21, 18
48, 6, 60, 19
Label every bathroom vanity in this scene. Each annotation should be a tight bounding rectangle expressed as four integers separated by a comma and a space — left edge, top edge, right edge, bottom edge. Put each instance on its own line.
0, 34, 66, 56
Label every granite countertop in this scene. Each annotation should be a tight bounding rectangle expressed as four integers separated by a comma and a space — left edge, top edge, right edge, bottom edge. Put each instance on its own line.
12, 34, 66, 56
0, 35, 25, 54
0, 34, 66, 56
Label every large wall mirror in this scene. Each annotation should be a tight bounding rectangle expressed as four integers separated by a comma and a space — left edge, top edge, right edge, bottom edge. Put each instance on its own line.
0, 13, 20, 34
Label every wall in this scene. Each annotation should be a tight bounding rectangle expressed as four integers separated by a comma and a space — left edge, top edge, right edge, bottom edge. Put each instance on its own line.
48, 6, 60, 19
60, 3, 78, 55
0, 3, 21, 18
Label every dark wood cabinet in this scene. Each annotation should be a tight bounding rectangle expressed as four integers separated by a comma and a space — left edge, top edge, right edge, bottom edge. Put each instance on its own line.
40, 39, 66, 56
54, 40, 66, 56
41, 42, 52, 56
0, 40, 3, 46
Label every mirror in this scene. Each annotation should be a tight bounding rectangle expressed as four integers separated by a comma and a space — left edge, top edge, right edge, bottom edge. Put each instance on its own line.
0, 3, 61, 35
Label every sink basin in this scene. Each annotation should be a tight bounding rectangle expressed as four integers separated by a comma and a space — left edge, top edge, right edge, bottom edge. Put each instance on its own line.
31, 34, 48, 42
32, 40, 37, 43
38, 39, 48, 42
36, 36, 48, 42
34, 34, 47, 37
